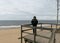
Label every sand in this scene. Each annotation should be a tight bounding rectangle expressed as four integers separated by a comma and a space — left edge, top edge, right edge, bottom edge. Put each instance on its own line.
0, 26, 60, 43
0, 27, 20, 43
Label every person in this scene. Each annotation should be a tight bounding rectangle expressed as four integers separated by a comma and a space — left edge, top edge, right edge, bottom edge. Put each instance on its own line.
31, 16, 38, 34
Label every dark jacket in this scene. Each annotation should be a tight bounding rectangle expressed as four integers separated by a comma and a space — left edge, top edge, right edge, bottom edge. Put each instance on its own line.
31, 19, 38, 26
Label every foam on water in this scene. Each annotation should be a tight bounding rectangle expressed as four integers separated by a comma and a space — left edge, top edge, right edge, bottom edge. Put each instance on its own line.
0, 25, 21, 28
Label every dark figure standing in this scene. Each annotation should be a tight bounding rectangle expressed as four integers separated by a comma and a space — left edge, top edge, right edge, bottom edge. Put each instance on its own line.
31, 16, 38, 34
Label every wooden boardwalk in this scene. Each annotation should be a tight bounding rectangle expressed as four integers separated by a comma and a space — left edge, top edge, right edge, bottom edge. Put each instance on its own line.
24, 31, 51, 43
20, 23, 60, 43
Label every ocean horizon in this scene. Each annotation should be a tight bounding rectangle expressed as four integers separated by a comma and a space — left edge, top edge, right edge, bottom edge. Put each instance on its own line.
0, 20, 59, 26
0, 20, 59, 29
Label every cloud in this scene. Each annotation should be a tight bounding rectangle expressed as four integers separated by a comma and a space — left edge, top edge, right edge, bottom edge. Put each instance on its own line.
0, 0, 59, 20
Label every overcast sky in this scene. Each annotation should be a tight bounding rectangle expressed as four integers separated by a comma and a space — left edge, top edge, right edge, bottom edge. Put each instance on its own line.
0, 0, 60, 20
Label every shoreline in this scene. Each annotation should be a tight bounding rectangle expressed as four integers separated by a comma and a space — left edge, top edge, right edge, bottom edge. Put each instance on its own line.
0, 25, 21, 30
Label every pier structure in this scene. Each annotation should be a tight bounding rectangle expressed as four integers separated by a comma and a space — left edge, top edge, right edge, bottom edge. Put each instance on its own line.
20, 23, 60, 43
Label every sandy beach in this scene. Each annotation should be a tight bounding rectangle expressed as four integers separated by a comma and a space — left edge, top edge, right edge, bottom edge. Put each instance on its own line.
0, 27, 20, 43
0, 26, 60, 43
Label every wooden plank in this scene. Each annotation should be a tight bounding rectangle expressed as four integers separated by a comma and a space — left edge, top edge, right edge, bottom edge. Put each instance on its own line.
22, 29, 32, 32
21, 25, 23, 43
22, 26, 60, 31
37, 31, 51, 38
23, 31, 51, 43
23, 31, 50, 39
24, 35, 49, 43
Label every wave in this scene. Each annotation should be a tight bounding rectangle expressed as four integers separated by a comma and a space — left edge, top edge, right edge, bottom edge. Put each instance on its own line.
0, 25, 21, 28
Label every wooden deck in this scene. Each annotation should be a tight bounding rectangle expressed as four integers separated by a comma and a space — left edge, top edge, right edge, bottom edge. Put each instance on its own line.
23, 31, 51, 43
21, 23, 60, 43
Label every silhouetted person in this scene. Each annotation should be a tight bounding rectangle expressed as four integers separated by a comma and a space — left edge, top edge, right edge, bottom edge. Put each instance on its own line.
31, 16, 38, 34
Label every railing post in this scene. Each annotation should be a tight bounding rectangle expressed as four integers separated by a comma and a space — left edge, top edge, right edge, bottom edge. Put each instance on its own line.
34, 27, 36, 43
49, 24, 56, 43
21, 25, 23, 43
53, 24, 57, 43
53, 27, 56, 43
41, 24, 42, 31
49, 24, 52, 43
51, 24, 52, 32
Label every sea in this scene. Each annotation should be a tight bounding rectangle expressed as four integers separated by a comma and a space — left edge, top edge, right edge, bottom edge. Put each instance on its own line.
0, 20, 59, 28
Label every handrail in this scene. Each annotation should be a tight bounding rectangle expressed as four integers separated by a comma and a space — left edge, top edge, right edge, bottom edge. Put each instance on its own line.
21, 23, 60, 27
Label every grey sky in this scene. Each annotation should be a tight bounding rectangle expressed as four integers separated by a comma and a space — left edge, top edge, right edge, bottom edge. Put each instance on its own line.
0, 0, 59, 20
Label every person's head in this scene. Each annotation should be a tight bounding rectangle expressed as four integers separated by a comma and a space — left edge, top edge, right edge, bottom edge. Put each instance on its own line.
33, 16, 36, 19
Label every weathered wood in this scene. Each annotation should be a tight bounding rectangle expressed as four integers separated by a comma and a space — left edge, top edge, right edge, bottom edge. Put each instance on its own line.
23, 31, 51, 43
21, 23, 60, 43
21, 25, 23, 43
22, 29, 32, 32
23, 31, 51, 39
22, 26, 60, 31
24, 35, 49, 43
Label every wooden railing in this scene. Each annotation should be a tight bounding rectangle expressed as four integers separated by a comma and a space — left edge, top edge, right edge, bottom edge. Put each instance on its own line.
20, 23, 60, 43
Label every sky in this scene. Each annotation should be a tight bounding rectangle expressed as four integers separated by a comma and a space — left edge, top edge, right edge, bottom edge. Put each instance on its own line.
0, 0, 60, 20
